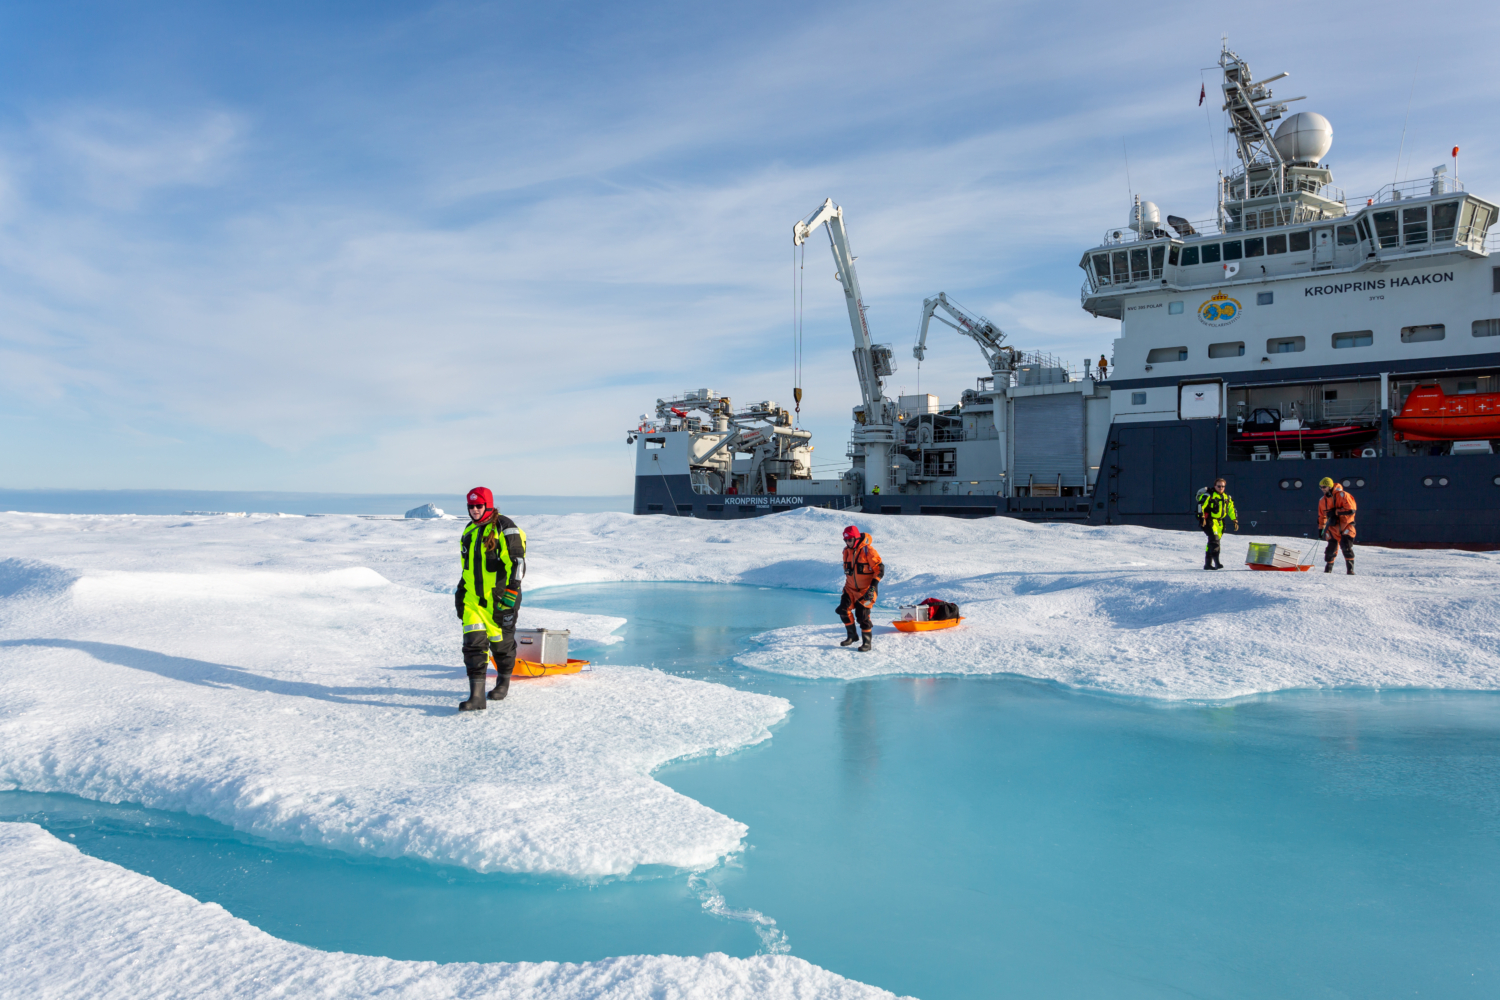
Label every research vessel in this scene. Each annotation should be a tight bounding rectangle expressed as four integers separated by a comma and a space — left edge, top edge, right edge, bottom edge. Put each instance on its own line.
633, 45, 1500, 546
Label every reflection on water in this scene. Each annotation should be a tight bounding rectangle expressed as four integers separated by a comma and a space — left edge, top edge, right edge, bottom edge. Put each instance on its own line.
839, 682, 882, 793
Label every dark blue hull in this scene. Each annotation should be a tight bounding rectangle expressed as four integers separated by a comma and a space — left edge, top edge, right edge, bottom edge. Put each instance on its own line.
634, 417, 1500, 547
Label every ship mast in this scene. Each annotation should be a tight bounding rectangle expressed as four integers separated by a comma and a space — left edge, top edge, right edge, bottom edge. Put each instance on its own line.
1215, 44, 1341, 233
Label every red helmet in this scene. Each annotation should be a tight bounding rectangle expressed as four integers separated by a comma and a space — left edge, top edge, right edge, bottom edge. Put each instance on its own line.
466, 487, 494, 509
842, 525, 861, 543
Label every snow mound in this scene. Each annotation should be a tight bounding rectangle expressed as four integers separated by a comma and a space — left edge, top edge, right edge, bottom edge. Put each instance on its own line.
0, 563, 786, 875
0, 822, 906, 1000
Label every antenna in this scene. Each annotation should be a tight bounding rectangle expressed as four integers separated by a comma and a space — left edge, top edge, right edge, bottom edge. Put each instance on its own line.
1393, 70, 1415, 186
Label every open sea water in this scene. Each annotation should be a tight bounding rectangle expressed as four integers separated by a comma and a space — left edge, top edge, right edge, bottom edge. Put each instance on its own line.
0, 489, 630, 516
3, 582, 1497, 999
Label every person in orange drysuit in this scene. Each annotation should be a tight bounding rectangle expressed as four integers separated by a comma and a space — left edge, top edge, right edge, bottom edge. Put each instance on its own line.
1317, 477, 1357, 575
837, 525, 884, 652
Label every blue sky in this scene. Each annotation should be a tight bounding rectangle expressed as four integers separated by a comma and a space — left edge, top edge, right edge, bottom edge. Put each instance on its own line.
2, 0, 1497, 494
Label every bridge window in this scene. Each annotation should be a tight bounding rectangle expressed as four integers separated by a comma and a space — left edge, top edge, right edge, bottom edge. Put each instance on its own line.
645, 437, 666, 449
1268, 336, 1305, 353
1201, 243, 1222, 264
1332, 331, 1373, 349
1181, 245, 1200, 266
1245, 237, 1265, 258
1092, 253, 1112, 285
1147, 346, 1188, 363
1130, 247, 1150, 282
1474, 318, 1500, 337
1401, 324, 1445, 343
1150, 245, 1165, 277
1433, 201, 1459, 242
1290, 231, 1311, 252
1223, 240, 1243, 261
1267, 233, 1288, 254
1373, 210, 1400, 248
1208, 341, 1245, 358
1403, 206, 1429, 245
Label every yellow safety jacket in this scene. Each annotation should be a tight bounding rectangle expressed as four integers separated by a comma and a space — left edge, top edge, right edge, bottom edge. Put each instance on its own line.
457, 515, 526, 638
1197, 490, 1237, 537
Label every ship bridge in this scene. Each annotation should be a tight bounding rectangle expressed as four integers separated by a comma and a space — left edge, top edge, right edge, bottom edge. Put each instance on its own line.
1081, 179, 1496, 320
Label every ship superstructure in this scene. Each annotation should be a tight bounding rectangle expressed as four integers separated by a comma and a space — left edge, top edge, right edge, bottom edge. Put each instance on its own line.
634, 45, 1500, 544
1080, 45, 1500, 545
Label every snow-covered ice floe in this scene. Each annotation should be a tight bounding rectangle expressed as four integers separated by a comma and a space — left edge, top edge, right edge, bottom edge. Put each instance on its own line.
0, 822, 905, 1000
2, 504, 1498, 885
0, 508, 1494, 997
0, 544, 788, 877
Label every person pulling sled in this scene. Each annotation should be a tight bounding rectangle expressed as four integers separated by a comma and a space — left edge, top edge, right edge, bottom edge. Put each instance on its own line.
837, 525, 884, 652
1317, 477, 1357, 575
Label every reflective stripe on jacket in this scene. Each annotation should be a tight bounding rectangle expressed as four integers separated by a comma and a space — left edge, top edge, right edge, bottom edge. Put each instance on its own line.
843, 534, 884, 597
1198, 490, 1237, 523
1318, 487, 1357, 538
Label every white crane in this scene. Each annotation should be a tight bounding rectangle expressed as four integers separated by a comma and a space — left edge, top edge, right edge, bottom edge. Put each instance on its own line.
913, 292, 1017, 377
793, 198, 896, 495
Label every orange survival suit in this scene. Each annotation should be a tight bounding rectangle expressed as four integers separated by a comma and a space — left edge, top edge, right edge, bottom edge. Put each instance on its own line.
837, 532, 884, 641
1318, 484, 1357, 572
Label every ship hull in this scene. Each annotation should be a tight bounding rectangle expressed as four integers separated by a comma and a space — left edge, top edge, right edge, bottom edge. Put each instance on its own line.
634, 417, 1500, 548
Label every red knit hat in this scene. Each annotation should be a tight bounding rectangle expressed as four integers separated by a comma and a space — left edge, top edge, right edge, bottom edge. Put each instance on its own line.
466, 487, 494, 509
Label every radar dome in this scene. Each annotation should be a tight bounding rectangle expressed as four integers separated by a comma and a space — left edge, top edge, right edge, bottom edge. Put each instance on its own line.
1273, 112, 1333, 164
1129, 200, 1161, 233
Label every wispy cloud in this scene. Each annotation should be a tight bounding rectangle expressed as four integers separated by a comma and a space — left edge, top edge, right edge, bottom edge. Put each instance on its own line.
0, 0, 1497, 491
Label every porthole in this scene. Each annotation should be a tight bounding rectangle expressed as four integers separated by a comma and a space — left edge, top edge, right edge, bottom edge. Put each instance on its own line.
1293, 479, 1303, 489
1355, 478, 1366, 488
1423, 477, 1434, 487
1279, 479, 1290, 489
1494, 475, 1500, 486
1423, 477, 1450, 488
1440, 477, 1450, 486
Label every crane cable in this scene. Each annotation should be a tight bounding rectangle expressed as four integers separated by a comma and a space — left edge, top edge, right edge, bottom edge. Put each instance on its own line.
792, 242, 804, 424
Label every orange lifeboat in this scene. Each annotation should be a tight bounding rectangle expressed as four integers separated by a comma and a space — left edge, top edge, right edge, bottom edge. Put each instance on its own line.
1392, 384, 1500, 442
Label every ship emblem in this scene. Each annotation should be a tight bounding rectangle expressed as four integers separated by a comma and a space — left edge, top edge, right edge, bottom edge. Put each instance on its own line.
1198, 291, 1240, 326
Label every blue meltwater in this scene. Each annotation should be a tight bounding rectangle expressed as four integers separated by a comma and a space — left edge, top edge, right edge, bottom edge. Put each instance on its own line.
6, 582, 1497, 1000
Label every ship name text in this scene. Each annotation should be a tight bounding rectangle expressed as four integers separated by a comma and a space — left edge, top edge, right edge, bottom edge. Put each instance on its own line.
1304, 272, 1455, 297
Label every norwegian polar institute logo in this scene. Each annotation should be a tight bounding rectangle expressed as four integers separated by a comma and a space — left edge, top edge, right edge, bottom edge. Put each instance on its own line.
1198, 291, 1240, 326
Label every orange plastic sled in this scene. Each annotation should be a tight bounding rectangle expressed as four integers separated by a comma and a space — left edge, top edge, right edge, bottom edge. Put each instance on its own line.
495, 656, 591, 679
1246, 563, 1313, 573
891, 617, 964, 632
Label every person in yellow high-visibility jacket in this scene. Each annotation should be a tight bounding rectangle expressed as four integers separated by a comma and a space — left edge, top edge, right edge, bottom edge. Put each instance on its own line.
455, 486, 526, 711
1196, 477, 1238, 570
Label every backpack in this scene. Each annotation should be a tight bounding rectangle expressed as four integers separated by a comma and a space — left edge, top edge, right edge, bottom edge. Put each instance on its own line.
920, 598, 960, 621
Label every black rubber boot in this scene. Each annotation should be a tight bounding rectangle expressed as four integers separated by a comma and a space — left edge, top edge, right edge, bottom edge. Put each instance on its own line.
858, 631, 872, 652
489, 671, 512, 702
1204, 554, 1214, 571
1346, 561, 1355, 576
458, 676, 487, 711
1213, 555, 1224, 569
840, 624, 860, 647
1324, 562, 1334, 574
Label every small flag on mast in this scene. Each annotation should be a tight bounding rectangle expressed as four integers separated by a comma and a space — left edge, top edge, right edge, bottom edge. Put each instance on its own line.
1198, 83, 1205, 106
